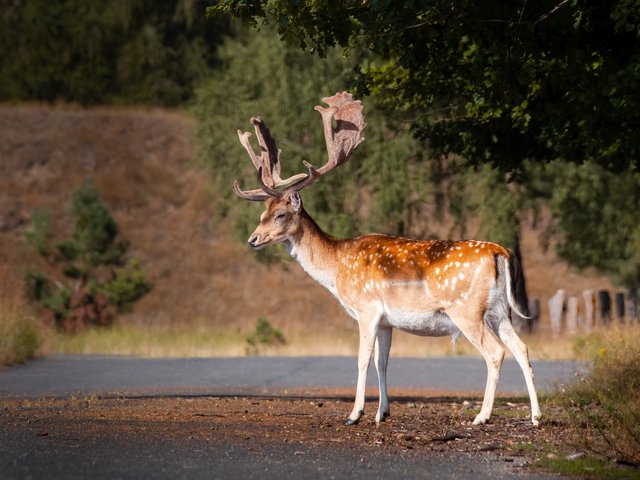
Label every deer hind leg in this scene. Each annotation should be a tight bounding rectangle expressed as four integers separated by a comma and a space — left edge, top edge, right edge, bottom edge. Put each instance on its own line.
497, 320, 541, 426
345, 312, 381, 426
374, 326, 393, 423
451, 312, 505, 425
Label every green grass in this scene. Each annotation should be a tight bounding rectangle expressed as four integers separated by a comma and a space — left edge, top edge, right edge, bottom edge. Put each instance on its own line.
537, 456, 640, 479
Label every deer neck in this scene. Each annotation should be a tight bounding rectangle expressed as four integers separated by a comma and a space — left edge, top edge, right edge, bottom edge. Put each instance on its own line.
286, 209, 340, 295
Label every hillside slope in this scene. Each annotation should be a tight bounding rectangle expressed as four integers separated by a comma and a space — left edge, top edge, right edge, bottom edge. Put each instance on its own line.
0, 106, 613, 353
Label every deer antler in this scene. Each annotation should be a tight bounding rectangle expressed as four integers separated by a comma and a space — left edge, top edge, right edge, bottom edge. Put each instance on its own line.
232, 117, 309, 201
232, 92, 366, 200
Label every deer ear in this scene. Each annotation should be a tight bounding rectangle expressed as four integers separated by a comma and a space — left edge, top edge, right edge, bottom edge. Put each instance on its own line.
288, 191, 303, 212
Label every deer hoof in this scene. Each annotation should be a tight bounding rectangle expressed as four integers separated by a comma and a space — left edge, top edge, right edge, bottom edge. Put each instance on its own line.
344, 410, 364, 426
532, 414, 542, 427
376, 411, 389, 423
472, 414, 489, 425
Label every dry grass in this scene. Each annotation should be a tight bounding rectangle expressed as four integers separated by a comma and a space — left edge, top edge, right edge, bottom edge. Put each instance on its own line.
42, 319, 589, 360
43, 323, 246, 357
0, 267, 42, 366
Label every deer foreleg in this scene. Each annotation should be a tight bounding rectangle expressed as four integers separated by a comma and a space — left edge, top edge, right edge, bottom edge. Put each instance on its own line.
345, 314, 380, 426
374, 326, 392, 422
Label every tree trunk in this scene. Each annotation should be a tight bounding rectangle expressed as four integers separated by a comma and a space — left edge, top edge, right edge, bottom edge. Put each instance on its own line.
628, 287, 638, 324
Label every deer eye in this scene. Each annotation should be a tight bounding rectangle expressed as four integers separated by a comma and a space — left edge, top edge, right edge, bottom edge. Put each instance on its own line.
275, 212, 286, 221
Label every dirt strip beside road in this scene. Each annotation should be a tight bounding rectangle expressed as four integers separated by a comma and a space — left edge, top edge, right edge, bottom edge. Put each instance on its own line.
1, 395, 564, 480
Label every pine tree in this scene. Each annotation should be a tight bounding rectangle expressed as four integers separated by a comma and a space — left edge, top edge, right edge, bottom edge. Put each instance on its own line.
24, 184, 151, 332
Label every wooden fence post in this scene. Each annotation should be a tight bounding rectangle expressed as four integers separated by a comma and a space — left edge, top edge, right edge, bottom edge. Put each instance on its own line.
583, 289, 595, 332
615, 292, 625, 323
566, 297, 579, 335
598, 290, 612, 325
628, 288, 638, 324
548, 289, 565, 337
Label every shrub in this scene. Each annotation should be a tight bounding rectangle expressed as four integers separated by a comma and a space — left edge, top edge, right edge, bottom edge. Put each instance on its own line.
0, 269, 41, 366
245, 318, 286, 354
561, 327, 640, 465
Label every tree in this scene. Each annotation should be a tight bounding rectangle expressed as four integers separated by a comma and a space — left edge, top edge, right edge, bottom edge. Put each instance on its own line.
24, 184, 152, 331
208, 1, 640, 298
57, 183, 125, 286
208, 1, 640, 172
0, 0, 229, 106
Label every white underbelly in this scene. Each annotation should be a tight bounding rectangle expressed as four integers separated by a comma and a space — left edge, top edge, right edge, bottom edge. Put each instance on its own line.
381, 309, 459, 337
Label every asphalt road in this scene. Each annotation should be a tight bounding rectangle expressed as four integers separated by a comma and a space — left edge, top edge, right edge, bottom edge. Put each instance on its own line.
0, 355, 586, 399
1, 356, 586, 480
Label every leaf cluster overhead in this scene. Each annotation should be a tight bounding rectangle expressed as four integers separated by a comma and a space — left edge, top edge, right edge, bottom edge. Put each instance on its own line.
209, 1, 640, 171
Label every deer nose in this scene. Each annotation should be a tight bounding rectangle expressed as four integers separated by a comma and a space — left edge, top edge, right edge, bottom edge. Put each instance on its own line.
248, 234, 260, 248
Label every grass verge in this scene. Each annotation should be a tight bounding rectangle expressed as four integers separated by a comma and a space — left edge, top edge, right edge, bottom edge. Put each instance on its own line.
0, 268, 41, 366
538, 455, 640, 480
551, 325, 640, 475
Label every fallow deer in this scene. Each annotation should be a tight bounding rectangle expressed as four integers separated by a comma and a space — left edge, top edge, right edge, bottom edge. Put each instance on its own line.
232, 92, 541, 426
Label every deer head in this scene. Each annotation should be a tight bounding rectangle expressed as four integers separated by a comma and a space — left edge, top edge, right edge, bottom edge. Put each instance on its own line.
232, 92, 366, 249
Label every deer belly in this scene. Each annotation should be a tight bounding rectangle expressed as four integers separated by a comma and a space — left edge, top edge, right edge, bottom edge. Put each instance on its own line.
382, 310, 459, 337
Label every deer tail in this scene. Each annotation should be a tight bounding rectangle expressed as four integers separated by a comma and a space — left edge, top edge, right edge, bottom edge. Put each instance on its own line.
504, 254, 530, 320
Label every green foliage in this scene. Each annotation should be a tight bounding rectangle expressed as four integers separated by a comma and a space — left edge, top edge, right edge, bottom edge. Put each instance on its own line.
209, 0, 640, 172
57, 184, 126, 281
193, 26, 428, 250
23, 209, 52, 256
24, 183, 151, 331
545, 162, 640, 288
99, 260, 152, 313
0, 0, 229, 106
447, 163, 523, 249
245, 317, 286, 352
560, 328, 640, 466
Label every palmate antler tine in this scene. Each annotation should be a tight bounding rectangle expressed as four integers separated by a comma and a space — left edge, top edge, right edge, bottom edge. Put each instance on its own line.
285, 92, 366, 192
320, 91, 366, 172
237, 130, 262, 171
315, 104, 340, 169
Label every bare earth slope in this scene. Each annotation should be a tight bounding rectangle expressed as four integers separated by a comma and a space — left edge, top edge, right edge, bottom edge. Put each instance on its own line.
0, 105, 612, 354
0, 105, 350, 349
